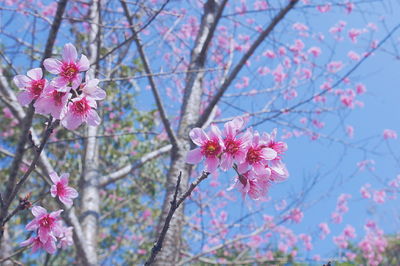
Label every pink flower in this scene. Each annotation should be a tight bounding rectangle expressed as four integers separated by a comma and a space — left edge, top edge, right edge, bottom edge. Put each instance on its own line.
187, 125, 224, 173
343, 225, 356, 239
80, 78, 106, 100
62, 96, 101, 130
287, 208, 303, 223
50, 172, 78, 207
57, 226, 74, 249
20, 235, 57, 254
360, 183, 371, 198
229, 171, 266, 200
220, 118, 252, 171
13, 68, 47, 106
373, 190, 386, 203
44, 43, 89, 89
237, 130, 277, 177
25, 206, 63, 243
34, 84, 69, 119
319, 223, 330, 239
383, 129, 397, 140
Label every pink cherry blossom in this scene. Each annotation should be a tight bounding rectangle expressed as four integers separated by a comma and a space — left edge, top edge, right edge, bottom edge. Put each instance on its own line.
220, 118, 252, 171
319, 223, 330, 239
34, 84, 69, 119
20, 235, 57, 254
286, 208, 303, 223
25, 206, 63, 243
186, 125, 224, 173
62, 96, 101, 130
44, 43, 89, 89
383, 129, 397, 140
57, 226, 74, 249
237, 130, 277, 177
229, 170, 265, 200
343, 225, 356, 239
80, 78, 106, 100
13, 68, 47, 106
50, 172, 78, 207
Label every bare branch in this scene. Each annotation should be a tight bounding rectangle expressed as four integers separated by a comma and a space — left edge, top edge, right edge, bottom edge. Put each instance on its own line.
99, 144, 172, 187
145, 171, 209, 265
120, 0, 178, 148
196, 0, 300, 127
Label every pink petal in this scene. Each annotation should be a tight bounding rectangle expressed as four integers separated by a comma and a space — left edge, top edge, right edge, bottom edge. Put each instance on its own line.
50, 185, 57, 197
43, 58, 62, 74
27, 68, 43, 80
63, 43, 78, 62
49, 172, 60, 183
78, 55, 90, 71
205, 157, 219, 173
189, 128, 208, 146
186, 148, 203, 164
20, 236, 35, 247
62, 111, 84, 130
220, 153, 233, 171
17, 91, 33, 106
38, 227, 50, 243
52, 76, 68, 88
13, 75, 30, 88
44, 238, 57, 254
87, 109, 101, 126
261, 148, 277, 160
25, 219, 38, 231
32, 206, 47, 217
65, 187, 78, 198
60, 196, 73, 207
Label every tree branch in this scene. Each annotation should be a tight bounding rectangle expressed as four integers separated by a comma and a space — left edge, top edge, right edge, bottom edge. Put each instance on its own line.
120, 0, 178, 149
196, 0, 300, 127
99, 144, 172, 187
145, 171, 209, 265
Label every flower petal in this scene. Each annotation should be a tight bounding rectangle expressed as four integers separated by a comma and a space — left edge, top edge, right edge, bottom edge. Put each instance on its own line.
63, 43, 78, 62
189, 128, 208, 146
43, 58, 62, 74
87, 109, 101, 126
17, 91, 33, 106
27, 68, 43, 80
32, 206, 47, 217
186, 148, 203, 164
13, 75, 30, 88
205, 157, 219, 173
78, 55, 90, 71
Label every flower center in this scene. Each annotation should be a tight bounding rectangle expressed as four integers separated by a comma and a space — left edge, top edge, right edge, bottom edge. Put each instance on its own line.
246, 147, 261, 164
224, 139, 239, 155
52, 91, 66, 106
56, 182, 65, 195
71, 98, 91, 116
202, 140, 221, 157
39, 215, 54, 228
61, 63, 79, 81
30, 79, 45, 98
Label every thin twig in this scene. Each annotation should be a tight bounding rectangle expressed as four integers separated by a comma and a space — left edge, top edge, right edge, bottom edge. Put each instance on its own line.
145, 171, 210, 265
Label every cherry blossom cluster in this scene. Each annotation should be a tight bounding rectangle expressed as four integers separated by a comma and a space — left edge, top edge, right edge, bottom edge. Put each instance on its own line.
13, 43, 106, 130
21, 172, 78, 254
358, 221, 387, 266
186, 118, 288, 200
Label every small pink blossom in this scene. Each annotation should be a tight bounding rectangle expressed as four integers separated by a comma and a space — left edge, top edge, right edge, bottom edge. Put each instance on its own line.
50, 172, 78, 207
62, 96, 101, 130
13, 68, 47, 106
80, 78, 106, 100
383, 129, 397, 140
286, 208, 303, 223
57, 226, 74, 249
187, 125, 224, 173
20, 235, 57, 254
34, 84, 69, 119
25, 206, 63, 243
44, 43, 89, 89
220, 118, 252, 171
